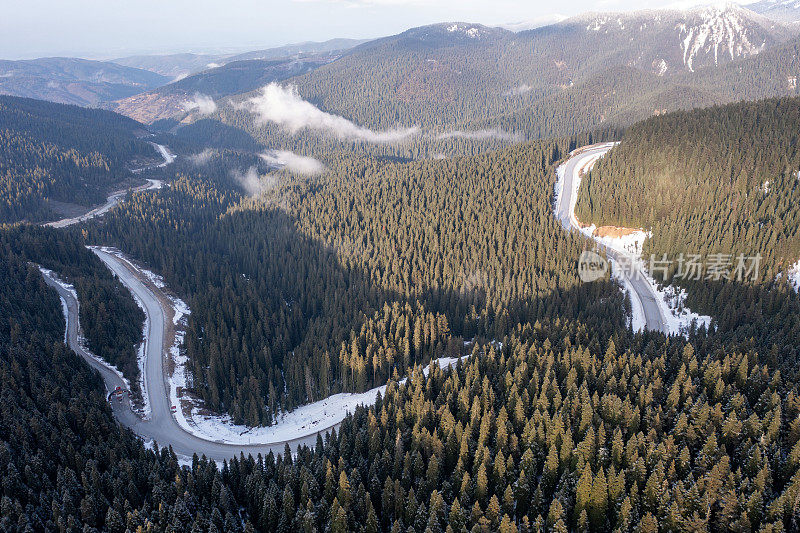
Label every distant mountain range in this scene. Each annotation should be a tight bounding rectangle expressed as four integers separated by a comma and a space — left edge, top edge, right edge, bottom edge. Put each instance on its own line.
5, 4, 800, 140
110, 55, 346, 124
748, 0, 800, 23
208, 3, 798, 139
111, 38, 369, 79
110, 53, 226, 79
0, 57, 169, 107
556, 4, 794, 74
225, 38, 369, 62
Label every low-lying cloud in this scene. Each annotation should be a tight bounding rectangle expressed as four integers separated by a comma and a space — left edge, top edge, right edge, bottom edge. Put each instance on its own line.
189, 148, 214, 166
183, 93, 217, 115
436, 129, 524, 142
503, 84, 534, 97
231, 167, 278, 197
244, 83, 419, 143
260, 150, 326, 175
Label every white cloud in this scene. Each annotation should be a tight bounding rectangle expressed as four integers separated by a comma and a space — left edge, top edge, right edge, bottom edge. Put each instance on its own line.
231, 167, 278, 197
503, 84, 534, 96
244, 83, 419, 143
189, 148, 213, 166
260, 150, 326, 175
206, 62, 221, 69
183, 93, 217, 115
436, 128, 524, 142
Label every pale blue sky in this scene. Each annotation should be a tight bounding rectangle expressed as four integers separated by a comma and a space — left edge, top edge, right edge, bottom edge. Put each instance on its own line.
1, 0, 714, 60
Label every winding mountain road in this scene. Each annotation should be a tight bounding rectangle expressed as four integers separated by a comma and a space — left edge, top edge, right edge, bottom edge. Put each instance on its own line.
46, 143, 172, 228
42, 252, 330, 463
39, 140, 667, 462
39, 141, 338, 462
555, 144, 669, 334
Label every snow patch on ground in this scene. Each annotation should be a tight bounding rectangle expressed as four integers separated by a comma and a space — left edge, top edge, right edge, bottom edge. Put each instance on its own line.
787, 259, 800, 293
562, 145, 711, 338
177, 356, 468, 446
38, 266, 132, 393
89, 248, 152, 417
651, 281, 712, 335
610, 259, 646, 332
582, 225, 650, 256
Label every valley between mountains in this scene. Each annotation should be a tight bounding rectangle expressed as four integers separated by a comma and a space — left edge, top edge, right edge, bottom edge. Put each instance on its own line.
4, 3, 800, 530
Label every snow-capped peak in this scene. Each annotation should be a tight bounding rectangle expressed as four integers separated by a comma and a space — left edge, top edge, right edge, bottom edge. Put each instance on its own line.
679, 3, 772, 70
445, 23, 492, 38
567, 4, 791, 74
748, 0, 800, 23
397, 22, 509, 44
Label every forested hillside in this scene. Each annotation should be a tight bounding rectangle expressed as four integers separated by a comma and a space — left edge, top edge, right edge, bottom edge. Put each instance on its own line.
3, 99, 800, 532
0, 96, 156, 223
0, 225, 144, 390
88, 134, 625, 425
576, 96, 800, 281
6, 221, 800, 531
0, 233, 257, 532
112, 56, 338, 125
218, 327, 800, 533
576, 96, 800, 355
201, 6, 800, 160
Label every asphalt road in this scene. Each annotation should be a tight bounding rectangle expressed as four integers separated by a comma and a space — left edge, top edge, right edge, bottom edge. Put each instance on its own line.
39, 142, 335, 462
46, 142, 172, 228
555, 144, 668, 334
42, 255, 334, 463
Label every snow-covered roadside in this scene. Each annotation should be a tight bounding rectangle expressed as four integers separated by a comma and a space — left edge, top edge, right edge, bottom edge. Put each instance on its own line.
88, 248, 152, 417
90, 246, 195, 419
132, 143, 175, 174
610, 259, 646, 332
567, 154, 606, 230
88, 244, 476, 446
582, 226, 650, 256
127, 244, 470, 444
154, 143, 176, 167
782, 259, 800, 293
178, 355, 468, 446
592, 231, 711, 336
553, 144, 615, 216
651, 282, 712, 334
559, 145, 711, 338
120, 255, 196, 440
37, 266, 132, 393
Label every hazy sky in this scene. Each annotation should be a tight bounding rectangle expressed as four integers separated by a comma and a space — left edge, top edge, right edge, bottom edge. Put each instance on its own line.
1, 0, 715, 60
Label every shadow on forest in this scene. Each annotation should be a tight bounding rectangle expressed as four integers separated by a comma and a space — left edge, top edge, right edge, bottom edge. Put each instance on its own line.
90, 158, 647, 426
175, 119, 265, 152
